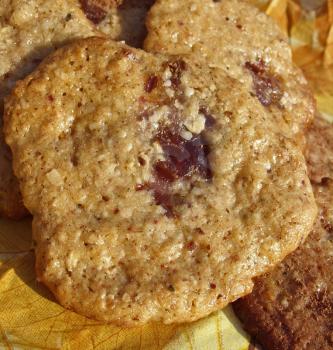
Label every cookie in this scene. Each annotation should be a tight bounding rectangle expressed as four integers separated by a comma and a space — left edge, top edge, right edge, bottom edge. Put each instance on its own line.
0, 0, 99, 219
233, 116, 333, 350
81, 0, 155, 47
5, 37, 316, 325
144, 0, 315, 138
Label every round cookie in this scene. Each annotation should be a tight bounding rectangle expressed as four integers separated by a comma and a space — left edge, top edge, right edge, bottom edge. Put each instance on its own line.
233, 117, 333, 350
144, 0, 315, 138
5, 37, 316, 325
0, 0, 99, 219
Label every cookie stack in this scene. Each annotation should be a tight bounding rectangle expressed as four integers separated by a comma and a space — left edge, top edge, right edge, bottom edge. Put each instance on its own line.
1, 0, 328, 341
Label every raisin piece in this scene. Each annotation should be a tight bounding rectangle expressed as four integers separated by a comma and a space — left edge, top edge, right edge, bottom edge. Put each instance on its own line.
153, 187, 174, 217
168, 59, 187, 88
144, 75, 158, 93
154, 161, 179, 182
148, 125, 213, 216
245, 60, 283, 106
145, 181, 174, 217
80, 0, 106, 24
155, 127, 212, 182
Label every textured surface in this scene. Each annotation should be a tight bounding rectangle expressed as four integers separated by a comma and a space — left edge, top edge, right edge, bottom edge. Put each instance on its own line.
5, 37, 316, 325
306, 116, 333, 182
82, 0, 155, 48
0, 0, 332, 347
144, 0, 315, 139
0, 0, 98, 219
80, 0, 122, 27
233, 116, 333, 350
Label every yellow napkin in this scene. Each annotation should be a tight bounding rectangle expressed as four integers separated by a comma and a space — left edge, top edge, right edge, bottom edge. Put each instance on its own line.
1, 0, 333, 348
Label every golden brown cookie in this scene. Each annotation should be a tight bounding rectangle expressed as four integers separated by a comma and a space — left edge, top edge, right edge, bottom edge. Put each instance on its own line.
5, 37, 316, 325
144, 0, 315, 138
0, 0, 99, 219
233, 116, 333, 350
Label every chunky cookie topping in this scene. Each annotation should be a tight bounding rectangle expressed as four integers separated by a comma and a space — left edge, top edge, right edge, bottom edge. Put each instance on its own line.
245, 60, 283, 107
154, 125, 212, 183
167, 59, 187, 88
144, 75, 158, 93
145, 122, 213, 216
137, 59, 216, 216
81, 0, 107, 24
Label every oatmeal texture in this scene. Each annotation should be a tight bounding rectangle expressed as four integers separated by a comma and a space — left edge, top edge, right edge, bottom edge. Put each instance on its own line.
144, 0, 315, 137
80, 0, 122, 26
234, 117, 333, 350
0, 0, 98, 218
84, 0, 155, 47
5, 38, 316, 325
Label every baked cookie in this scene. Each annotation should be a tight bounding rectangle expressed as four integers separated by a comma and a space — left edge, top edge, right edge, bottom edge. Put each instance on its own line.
5, 37, 316, 325
144, 0, 315, 138
81, 0, 154, 47
233, 116, 333, 350
0, 0, 99, 219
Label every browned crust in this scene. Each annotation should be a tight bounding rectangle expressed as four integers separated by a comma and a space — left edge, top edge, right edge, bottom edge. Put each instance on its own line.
0, 133, 28, 220
233, 116, 333, 350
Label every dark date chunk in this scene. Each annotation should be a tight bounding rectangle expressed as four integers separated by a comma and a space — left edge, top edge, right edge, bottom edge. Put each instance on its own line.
154, 127, 212, 182
136, 181, 175, 217
245, 60, 283, 107
80, 0, 107, 24
150, 182, 174, 217
145, 75, 158, 93
146, 125, 212, 217
168, 59, 187, 88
